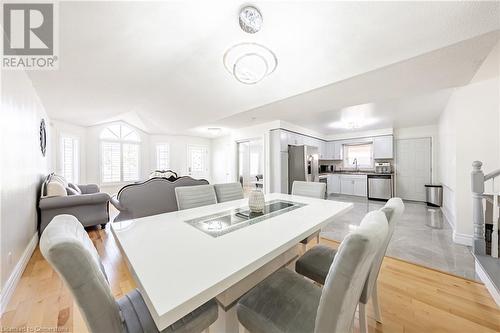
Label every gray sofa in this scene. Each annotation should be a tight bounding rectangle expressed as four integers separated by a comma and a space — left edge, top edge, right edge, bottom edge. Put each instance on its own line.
39, 175, 110, 234
110, 176, 209, 221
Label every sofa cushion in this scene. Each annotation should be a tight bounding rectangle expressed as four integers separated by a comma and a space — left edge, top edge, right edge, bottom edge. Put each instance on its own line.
66, 187, 80, 196
46, 181, 68, 197
68, 183, 82, 194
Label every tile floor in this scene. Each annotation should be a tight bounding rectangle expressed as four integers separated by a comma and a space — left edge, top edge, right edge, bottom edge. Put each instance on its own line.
322, 194, 478, 280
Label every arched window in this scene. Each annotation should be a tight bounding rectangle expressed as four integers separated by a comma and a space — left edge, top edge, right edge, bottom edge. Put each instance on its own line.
100, 123, 141, 183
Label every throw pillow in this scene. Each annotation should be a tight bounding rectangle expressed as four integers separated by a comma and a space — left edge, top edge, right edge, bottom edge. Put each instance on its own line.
46, 181, 68, 197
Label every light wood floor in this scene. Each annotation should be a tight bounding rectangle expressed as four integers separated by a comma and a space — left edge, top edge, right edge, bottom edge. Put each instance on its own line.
1, 227, 499, 333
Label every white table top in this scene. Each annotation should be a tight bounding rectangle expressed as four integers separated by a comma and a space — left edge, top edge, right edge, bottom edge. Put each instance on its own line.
111, 193, 352, 330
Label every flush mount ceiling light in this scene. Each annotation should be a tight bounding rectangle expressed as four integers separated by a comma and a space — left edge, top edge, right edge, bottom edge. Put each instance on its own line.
207, 127, 222, 135
223, 42, 277, 84
239, 6, 263, 34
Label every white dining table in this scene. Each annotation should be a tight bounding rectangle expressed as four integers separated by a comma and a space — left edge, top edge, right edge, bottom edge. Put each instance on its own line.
111, 193, 352, 332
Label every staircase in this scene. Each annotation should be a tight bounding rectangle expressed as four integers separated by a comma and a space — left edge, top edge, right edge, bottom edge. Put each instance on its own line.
471, 161, 500, 306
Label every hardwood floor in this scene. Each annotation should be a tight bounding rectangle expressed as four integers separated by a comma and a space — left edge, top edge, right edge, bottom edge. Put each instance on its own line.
1, 228, 499, 333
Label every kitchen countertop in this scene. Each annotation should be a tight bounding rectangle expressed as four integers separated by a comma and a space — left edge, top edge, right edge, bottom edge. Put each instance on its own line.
319, 171, 394, 176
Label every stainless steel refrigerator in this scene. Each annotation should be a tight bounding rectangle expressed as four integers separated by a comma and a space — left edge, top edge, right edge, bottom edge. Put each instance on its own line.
288, 145, 319, 194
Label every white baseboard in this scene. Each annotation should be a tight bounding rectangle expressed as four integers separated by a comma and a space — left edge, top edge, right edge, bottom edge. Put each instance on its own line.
475, 260, 500, 307
0, 233, 38, 314
453, 231, 473, 246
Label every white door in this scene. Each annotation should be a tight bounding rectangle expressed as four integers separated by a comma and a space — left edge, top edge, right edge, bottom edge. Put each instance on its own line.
187, 145, 209, 179
395, 138, 431, 201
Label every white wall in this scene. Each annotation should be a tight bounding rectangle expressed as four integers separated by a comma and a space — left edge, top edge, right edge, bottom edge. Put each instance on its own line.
210, 136, 232, 184
150, 134, 211, 179
50, 120, 87, 183
50, 120, 212, 195
1, 69, 51, 310
438, 41, 500, 245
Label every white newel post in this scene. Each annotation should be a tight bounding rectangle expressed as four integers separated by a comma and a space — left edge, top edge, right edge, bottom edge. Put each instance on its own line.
471, 161, 486, 255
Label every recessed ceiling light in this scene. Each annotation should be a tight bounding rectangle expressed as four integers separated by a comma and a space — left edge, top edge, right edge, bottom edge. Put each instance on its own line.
239, 6, 263, 34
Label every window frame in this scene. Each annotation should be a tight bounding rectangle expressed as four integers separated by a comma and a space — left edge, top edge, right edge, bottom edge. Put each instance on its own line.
99, 124, 141, 185
60, 134, 79, 183
155, 143, 170, 171
343, 143, 374, 170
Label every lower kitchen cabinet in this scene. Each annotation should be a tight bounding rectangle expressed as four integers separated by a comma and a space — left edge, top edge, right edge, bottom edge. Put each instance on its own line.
327, 174, 341, 194
337, 174, 367, 197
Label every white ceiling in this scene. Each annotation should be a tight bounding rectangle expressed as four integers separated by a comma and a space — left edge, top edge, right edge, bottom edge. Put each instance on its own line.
27, 1, 500, 135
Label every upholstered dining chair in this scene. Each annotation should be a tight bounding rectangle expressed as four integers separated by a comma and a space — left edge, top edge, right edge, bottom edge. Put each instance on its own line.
291, 181, 327, 247
291, 181, 326, 199
40, 215, 218, 333
294, 198, 405, 333
175, 184, 217, 210
236, 210, 389, 333
214, 183, 244, 203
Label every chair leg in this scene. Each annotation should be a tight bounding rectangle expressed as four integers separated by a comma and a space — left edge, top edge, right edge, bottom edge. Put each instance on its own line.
372, 284, 382, 323
239, 322, 249, 333
359, 303, 368, 333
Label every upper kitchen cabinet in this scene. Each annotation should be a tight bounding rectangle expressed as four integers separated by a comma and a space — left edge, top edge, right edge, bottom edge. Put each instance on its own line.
333, 141, 343, 160
373, 135, 393, 159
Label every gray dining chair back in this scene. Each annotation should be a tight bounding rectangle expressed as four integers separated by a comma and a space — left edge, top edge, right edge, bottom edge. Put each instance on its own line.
314, 210, 388, 333
175, 184, 217, 210
291, 181, 326, 199
214, 183, 244, 202
40, 215, 219, 333
40, 215, 124, 333
360, 197, 404, 303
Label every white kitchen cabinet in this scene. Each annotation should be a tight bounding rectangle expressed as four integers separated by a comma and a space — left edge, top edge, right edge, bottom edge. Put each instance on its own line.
353, 177, 368, 196
373, 135, 393, 159
341, 177, 354, 195
328, 174, 341, 194
333, 141, 343, 160
318, 141, 326, 159
339, 174, 367, 197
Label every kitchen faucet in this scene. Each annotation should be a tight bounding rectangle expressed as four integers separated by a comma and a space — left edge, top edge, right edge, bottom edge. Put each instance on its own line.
353, 158, 358, 172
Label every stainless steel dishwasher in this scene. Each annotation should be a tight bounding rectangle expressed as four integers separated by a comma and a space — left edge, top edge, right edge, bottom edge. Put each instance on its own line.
367, 174, 393, 200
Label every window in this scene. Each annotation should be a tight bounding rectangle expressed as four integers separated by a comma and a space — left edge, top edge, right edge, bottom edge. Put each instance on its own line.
155, 143, 170, 170
343, 143, 373, 169
100, 124, 141, 183
61, 136, 79, 183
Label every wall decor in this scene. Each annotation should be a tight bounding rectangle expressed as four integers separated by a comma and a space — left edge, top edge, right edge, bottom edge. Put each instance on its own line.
40, 119, 47, 156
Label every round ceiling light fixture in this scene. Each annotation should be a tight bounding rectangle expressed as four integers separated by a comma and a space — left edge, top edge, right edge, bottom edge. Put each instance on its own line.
223, 42, 277, 84
239, 6, 263, 34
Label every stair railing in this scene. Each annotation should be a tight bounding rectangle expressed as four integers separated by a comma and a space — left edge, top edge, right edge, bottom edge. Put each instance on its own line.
471, 161, 500, 256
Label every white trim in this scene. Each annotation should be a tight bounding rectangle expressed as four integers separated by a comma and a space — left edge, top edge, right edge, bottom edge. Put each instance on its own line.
475, 260, 500, 307
452, 231, 473, 246
0, 233, 38, 314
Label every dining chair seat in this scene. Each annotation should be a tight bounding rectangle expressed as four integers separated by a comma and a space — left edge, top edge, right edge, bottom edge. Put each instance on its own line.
295, 245, 337, 285
119, 289, 218, 333
237, 268, 321, 333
